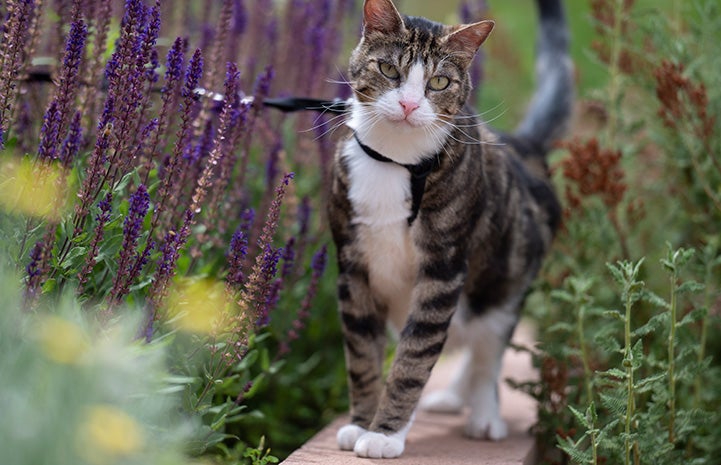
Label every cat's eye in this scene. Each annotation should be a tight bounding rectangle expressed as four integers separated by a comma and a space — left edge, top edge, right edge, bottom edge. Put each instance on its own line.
428, 76, 451, 91
379, 62, 400, 79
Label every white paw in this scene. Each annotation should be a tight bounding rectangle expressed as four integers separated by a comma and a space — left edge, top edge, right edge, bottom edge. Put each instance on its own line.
337, 424, 367, 451
465, 414, 508, 441
419, 390, 464, 414
354, 431, 405, 459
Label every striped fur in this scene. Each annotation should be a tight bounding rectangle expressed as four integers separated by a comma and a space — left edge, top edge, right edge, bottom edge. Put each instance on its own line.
328, 0, 573, 458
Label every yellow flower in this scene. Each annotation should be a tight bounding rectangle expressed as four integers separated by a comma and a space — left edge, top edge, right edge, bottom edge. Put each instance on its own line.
166, 278, 233, 334
78, 404, 144, 464
0, 156, 72, 221
35, 315, 89, 364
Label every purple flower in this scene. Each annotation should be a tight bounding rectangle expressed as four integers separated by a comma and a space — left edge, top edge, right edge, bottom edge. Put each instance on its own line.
162, 37, 187, 96
311, 244, 328, 277
227, 227, 249, 287
96, 192, 113, 223
123, 184, 150, 243
460, 1, 473, 23
281, 237, 296, 278
152, 48, 203, 231
253, 66, 274, 102
233, 0, 247, 36
59, 112, 83, 168
51, 18, 88, 137
155, 230, 182, 287
62, 20, 88, 83
24, 228, 55, 307
26, 242, 44, 282
182, 49, 204, 101
107, 184, 151, 305
256, 244, 282, 326
0, 0, 37, 144
458, 0, 487, 98
38, 101, 61, 161
265, 140, 282, 185
297, 196, 311, 239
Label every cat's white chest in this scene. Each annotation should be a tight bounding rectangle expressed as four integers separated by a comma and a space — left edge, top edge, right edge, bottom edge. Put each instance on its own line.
343, 139, 417, 330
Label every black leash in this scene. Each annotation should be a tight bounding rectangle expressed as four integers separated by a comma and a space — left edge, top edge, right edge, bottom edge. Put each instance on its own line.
21, 69, 350, 115
262, 97, 348, 115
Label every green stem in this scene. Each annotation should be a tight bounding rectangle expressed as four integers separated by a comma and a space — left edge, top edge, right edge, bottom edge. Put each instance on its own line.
668, 267, 677, 444
590, 410, 599, 465
624, 291, 635, 465
577, 302, 594, 404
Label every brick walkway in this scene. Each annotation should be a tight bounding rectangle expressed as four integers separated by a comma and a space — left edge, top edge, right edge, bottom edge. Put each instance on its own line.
282, 324, 538, 465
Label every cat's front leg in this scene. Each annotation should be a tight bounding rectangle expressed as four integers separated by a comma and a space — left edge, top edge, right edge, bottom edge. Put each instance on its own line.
335, 264, 388, 451
354, 255, 466, 458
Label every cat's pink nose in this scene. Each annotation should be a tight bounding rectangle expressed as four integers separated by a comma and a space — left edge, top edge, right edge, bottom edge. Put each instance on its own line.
399, 100, 419, 117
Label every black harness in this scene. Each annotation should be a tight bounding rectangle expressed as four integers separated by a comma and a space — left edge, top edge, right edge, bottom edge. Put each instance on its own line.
353, 133, 440, 226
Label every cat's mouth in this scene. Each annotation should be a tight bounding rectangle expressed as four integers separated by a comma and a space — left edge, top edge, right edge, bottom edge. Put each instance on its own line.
385, 113, 430, 129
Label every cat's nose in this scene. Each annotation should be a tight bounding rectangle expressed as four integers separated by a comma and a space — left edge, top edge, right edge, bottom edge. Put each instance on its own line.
399, 99, 420, 117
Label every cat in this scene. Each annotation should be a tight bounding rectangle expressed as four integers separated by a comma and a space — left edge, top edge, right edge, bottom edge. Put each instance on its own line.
327, 0, 573, 458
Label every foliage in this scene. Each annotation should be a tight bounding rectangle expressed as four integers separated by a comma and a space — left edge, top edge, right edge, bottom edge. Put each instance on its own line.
516, 0, 721, 463
0, 0, 355, 463
0, 264, 193, 465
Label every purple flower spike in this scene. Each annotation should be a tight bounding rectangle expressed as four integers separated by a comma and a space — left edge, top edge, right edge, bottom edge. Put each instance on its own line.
227, 228, 249, 287
281, 237, 296, 279
0, 0, 37, 144
53, 19, 88, 134
62, 20, 88, 81
108, 184, 151, 305
123, 184, 150, 243
59, 112, 83, 168
162, 37, 187, 96
38, 101, 61, 161
233, 0, 247, 36
253, 66, 275, 102
458, 0, 487, 99
183, 49, 204, 100
256, 244, 282, 326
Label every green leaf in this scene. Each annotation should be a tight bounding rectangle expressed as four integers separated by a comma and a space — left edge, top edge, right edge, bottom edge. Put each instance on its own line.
41, 278, 56, 293
678, 307, 708, 327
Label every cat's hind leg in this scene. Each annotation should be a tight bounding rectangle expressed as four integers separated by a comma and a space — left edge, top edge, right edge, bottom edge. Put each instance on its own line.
463, 306, 518, 440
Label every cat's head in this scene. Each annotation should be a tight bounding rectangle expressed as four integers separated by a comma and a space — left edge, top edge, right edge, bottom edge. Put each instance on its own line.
348, 0, 493, 137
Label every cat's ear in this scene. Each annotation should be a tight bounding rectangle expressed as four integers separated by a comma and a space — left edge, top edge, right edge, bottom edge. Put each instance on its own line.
446, 20, 495, 61
363, 0, 404, 36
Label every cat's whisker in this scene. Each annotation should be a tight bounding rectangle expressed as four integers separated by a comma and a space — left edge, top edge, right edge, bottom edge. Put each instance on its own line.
449, 102, 508, 121
304, 112, 352, 140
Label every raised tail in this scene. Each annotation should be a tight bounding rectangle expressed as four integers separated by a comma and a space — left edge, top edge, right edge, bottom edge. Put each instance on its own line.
514, 0, 574, 154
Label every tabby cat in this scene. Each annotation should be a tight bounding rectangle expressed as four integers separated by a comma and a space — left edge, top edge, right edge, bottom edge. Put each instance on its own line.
327, 0, 573, 458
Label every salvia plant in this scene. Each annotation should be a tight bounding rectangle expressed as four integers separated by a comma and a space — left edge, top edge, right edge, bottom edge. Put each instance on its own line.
0, 0, 359, 463
513, 0, 721, 464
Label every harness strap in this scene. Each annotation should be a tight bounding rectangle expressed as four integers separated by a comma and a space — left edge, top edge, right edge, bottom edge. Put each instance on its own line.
353, 133, 440, 226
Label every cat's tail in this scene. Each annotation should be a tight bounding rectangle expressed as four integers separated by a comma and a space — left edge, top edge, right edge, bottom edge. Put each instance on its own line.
513, 0, 574, 154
